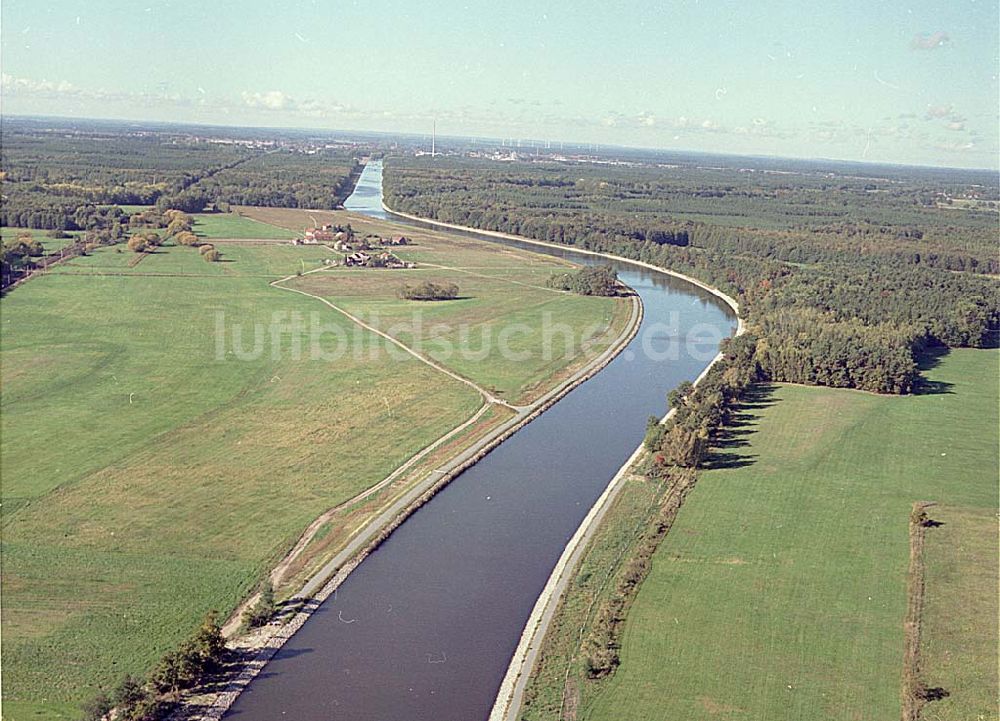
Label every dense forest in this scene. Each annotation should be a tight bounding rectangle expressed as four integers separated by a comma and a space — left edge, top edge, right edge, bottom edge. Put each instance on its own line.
383, 156, 999, 395
0, 123, 361, 231
0, 122, 362, 287
192, 152, 362, 210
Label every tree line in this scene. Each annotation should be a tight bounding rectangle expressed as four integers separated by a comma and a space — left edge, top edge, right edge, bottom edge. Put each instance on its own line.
1, 127, 361, 232
582, 334, 760, 678
82, 613, 226, 721
383, 156, 998, 395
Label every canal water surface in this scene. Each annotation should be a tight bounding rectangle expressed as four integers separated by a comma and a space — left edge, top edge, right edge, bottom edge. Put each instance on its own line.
226, 160, 736, 721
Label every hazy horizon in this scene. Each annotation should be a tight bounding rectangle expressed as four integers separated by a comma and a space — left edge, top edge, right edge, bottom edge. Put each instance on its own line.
2, 0, 997, 170
7, 111, 998, 175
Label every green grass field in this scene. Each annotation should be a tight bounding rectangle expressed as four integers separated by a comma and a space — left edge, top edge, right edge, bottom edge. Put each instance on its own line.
291, 268, 626, 404
191, 212, 299, 240
0, 212, 629, 719
523, 348, 998, 721
921, 504, 997, 721
241, 205, 632, 404
55, 239, 332, 276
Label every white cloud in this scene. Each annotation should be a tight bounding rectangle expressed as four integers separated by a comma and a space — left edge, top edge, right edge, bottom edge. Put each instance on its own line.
241, 90, 295, 111
2, 73, 78, 97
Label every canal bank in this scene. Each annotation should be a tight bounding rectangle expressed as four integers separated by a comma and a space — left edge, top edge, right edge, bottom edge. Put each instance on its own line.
371, 198, 745, 721
218, 160, 738, 721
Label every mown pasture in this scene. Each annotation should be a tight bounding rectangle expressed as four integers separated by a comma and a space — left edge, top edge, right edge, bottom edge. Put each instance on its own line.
522, 349, 998, 721
1, 216, 626, 718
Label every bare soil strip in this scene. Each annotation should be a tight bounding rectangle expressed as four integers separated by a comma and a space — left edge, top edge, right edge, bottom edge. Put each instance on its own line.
126, 251, 149, 267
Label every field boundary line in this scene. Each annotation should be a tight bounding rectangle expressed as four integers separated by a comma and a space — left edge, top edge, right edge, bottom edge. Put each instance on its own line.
901, 501, 936, 721
416, 260, 573, 294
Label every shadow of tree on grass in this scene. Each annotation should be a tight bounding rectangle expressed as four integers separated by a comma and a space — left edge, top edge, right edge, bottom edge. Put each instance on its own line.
701, 384, 779, 471
912, 346, 955, 396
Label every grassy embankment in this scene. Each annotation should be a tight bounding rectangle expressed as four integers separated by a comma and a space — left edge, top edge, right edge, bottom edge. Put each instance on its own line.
521, 348, 998, 721
0, 212, 630, 720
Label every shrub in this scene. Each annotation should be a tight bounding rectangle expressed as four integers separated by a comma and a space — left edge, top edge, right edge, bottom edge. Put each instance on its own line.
203, 249, 221, 262
81, 691, 113, 721
242, 581, 276, 630
398, 281, 459, 300
547, 264, 620, 296
126, 236, 147, 253
198, 243, 215, 254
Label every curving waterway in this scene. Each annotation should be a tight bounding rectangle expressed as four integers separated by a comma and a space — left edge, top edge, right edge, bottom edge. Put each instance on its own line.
226, 160, 737, 720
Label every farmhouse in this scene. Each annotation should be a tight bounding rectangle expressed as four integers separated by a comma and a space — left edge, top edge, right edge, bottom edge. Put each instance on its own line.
333, 239, 353, 252
344, 251, 372, 267
304, 228, 336, 243
374, 252, 415, 269
386, 235, 410, 246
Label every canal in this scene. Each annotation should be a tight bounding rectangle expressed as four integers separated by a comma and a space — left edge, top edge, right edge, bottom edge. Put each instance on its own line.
226, 160, 736, 720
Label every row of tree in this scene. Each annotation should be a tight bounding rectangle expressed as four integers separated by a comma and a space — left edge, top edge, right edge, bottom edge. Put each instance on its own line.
82, 614, 226, 721
583, 335, 760, 678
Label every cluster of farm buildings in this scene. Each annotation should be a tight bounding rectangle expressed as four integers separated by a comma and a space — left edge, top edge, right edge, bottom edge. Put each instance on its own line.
295, 223, 415, 269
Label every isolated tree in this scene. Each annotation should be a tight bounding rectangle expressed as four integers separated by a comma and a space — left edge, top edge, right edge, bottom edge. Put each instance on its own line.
190, 612, 226, 669
398, 281, 459, 300
198, 243, 215, 255
126, 235, 147, 253
150, 648, 199, 694
174, 231, 199, 247
203, 249, 221, 262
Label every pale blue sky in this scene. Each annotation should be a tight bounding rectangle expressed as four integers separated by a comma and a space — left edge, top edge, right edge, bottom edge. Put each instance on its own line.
2, 0, 997, 168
